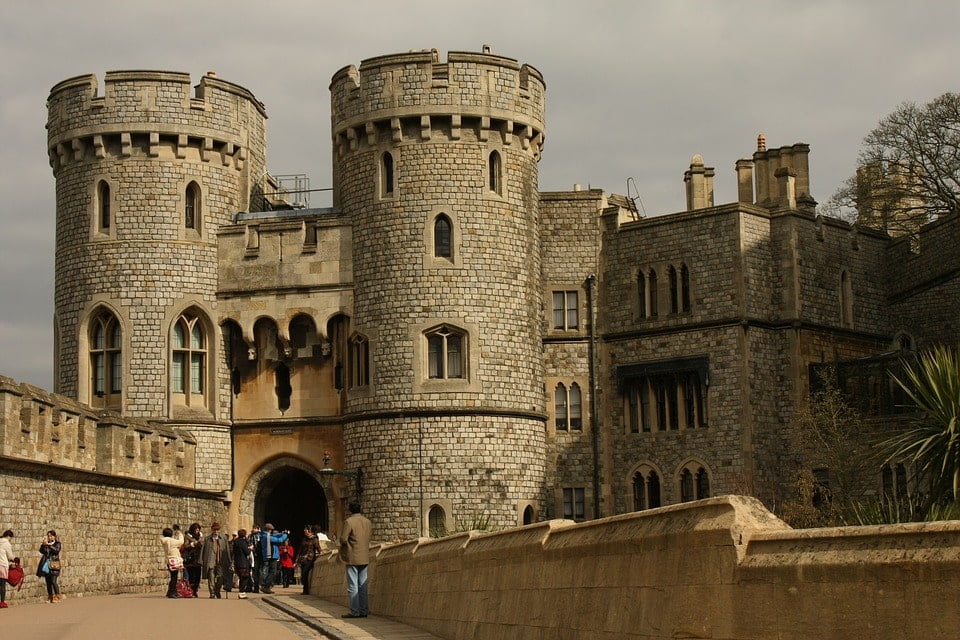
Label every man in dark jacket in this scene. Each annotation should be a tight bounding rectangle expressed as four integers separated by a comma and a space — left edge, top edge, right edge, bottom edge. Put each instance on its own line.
200, 522, 233, 599
339, 502, 372, 618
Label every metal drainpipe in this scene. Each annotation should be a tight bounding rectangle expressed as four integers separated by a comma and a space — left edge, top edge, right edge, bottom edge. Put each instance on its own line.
586, 274, 601, 519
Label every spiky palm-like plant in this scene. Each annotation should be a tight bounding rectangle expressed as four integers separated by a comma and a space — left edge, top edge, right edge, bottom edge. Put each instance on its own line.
886, 345, 960, 511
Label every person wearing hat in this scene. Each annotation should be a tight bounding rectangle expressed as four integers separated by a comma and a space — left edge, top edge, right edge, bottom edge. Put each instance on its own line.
257, 523, 288, 594
200, 522, 233, 598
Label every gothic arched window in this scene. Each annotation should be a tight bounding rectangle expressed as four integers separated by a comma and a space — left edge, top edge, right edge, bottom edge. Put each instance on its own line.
172, 313, 207, 407
90, 310, 122, 408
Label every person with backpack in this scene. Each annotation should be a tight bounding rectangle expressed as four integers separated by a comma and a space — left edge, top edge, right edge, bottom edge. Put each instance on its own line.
37, 530, 62, 603
0, 530, 16, 608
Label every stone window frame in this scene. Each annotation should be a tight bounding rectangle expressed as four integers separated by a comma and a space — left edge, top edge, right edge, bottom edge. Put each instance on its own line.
481, 141, 507, 202
619, 357, 709, 434
91, 176, 116, 240
421, 498, 452, 538
880, 459, 917, 503
892, 331, 915, 352
549, 379, 585, 433
349, 332, 370, 388
378, 149, 396, 200
677, 459, 712, 503
560, 486, 587, 521
839, 268, 854, 328
411, 319, 481, 394
423, 207, 463, 270
181, 178, 203, 238
86, 304, 125, 410
547, 286, 582, 333
517, 500, 538, 526
345, 325, 377, 400
166, 302, 217, 419
77, 298, 129, 408
629, 461, 664, 511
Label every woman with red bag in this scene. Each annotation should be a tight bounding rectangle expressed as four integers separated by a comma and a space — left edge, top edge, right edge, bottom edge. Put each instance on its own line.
0, 530, 16, 608
160, 525, 185, 599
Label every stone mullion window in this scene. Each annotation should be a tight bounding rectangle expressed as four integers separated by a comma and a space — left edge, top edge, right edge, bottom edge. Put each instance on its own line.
426, 325, 465, 380
632, 468, 662, 511
349, 334, 370, 387
562, 487, 585, 520
552, 291, 579, 330
90, 310, 122, 408
680, 263, 691, 312
172, 314, 206, 407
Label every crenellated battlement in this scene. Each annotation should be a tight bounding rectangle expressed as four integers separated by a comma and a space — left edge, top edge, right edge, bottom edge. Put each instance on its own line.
47, 70, 266, 175
330, 47, 545, 159
0, 375, 197, 486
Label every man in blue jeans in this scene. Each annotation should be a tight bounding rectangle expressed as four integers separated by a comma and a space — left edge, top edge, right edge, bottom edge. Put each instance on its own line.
258, 523, 288, 594
339, 502, 372, 618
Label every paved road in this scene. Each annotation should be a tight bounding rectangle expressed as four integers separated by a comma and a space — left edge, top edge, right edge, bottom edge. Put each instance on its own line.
0, 588, 441, 640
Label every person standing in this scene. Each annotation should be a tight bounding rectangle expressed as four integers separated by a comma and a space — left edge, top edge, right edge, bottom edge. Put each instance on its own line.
232, 529, 253, 599
296, 525, 321, 596
200, 522, 233, 598
257, 524, 288, 594
181, 523, 203, 597
160, 525, 184, 599
249, 525, 261, 593
339, 503, 372, 618
0, 530, 15, 608
278, 538, 295, 588
37, 530, 62, 603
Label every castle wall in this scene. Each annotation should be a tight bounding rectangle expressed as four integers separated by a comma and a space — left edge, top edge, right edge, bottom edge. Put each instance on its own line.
540, 190, 604, 518
1, 461, 226, 603
306, 496, 960, 640
886, 214, 960, 347
0, 375, 226, 603
217, 210, 353, 421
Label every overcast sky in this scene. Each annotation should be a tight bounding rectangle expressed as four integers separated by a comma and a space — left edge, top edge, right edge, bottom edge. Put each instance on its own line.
1, 0, 956, 390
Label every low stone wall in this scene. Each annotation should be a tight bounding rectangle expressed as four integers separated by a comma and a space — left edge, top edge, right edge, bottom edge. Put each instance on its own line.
0, 457, 226, 604
308, 495, 960, 639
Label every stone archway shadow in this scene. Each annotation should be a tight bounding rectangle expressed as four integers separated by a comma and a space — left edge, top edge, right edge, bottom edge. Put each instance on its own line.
238, 456, 338, 545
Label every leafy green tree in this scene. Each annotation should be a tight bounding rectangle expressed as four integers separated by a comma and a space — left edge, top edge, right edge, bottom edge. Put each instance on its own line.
823, 92, 960, 236
885, 345, 960, 511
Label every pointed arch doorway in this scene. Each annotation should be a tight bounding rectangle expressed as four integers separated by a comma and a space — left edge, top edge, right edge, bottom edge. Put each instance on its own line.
248, 463, 329, 551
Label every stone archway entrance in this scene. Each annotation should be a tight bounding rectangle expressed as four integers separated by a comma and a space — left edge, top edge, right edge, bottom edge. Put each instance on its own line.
255, 467, 328, 548
239, 458, 331, 551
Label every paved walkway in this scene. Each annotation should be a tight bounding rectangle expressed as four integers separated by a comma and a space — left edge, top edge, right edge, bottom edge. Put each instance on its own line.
265, 593, 442, 640
0, 587, 441, 640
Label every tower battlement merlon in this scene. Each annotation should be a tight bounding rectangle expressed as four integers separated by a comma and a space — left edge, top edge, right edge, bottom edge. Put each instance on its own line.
329, 47, 546, 137
46, 70, 267, 151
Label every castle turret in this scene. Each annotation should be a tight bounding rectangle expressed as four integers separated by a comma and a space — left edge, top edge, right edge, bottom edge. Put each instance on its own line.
330, 47, 547, 538
46, 71, 267, 490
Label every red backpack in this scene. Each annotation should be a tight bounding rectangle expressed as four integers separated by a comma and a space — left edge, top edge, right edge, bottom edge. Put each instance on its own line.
7, 558, 24, 590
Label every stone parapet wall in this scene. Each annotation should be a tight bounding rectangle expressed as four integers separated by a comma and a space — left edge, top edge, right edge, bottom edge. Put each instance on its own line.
307, 495, 960, 640
330, 49, 544, 143
0, 375, 196, 485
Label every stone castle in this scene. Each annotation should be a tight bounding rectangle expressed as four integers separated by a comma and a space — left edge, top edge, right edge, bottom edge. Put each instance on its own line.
4, 46, 958, 552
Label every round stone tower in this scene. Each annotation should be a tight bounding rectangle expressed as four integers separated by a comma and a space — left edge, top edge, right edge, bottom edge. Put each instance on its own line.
46, 71, 267, 490
330, 48, 547, 539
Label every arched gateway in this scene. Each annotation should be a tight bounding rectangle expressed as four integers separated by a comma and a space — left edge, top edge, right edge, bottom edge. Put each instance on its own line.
238, 457, 332, 549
